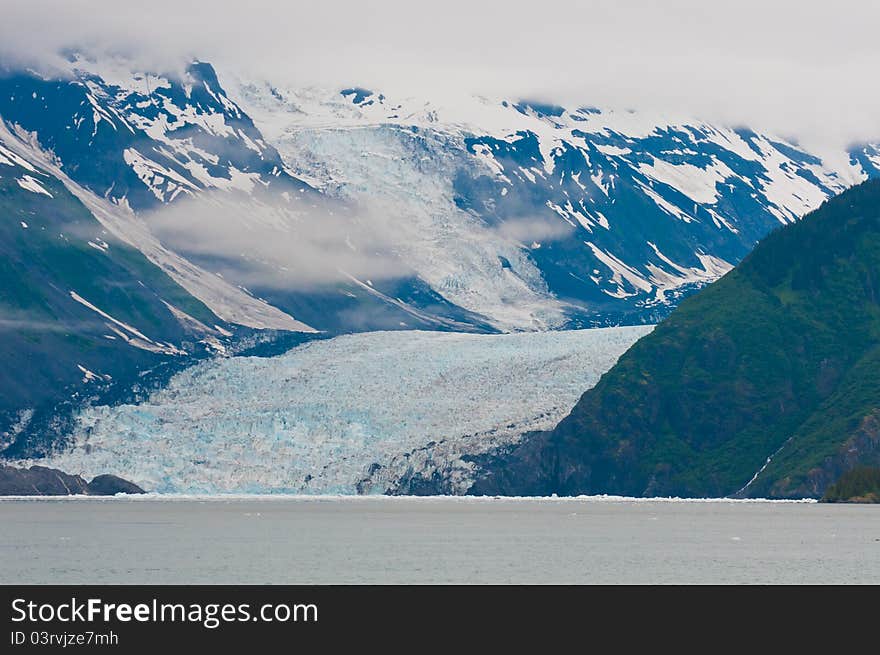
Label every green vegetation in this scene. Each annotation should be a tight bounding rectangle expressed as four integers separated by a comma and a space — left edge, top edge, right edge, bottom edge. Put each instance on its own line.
474, 179, 880, 498
822, 467, 880, 503
0, 159, 226, 455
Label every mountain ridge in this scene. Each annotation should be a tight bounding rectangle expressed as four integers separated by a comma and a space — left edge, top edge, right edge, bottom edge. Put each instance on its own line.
227, 74, 880, 327
471, 179, 880, 498
4, 55, 879, 335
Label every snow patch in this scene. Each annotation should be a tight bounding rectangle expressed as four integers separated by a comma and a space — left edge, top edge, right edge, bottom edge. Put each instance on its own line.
16, 175, 53, 197
69, 291, 185, 356
77, 364, 109, 383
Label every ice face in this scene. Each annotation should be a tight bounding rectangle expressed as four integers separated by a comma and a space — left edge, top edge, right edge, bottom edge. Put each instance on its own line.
28, 327, 651, 494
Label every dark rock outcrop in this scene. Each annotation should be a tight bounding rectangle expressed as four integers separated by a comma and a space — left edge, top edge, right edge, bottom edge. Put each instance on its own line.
86, 474, 145, 495
0, 464, 145, 495
0, 464, 89, 495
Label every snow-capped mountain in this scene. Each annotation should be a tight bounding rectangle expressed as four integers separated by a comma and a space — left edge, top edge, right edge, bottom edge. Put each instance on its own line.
226, 79, 880, 327
4, 55, 878, 336
0, 129, 242, 455
0, 56, 502, 335
0, 55, 314, 209
2, 53, 880, 460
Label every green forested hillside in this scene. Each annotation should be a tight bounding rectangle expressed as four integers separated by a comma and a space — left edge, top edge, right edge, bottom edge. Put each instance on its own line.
822, 467, 880, 503
0, 148, 227, 456
473, 179, 880, 498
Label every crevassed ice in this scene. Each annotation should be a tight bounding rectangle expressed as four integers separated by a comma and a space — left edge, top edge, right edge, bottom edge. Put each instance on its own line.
31, 327, 650, 494
256, 124, 569, 331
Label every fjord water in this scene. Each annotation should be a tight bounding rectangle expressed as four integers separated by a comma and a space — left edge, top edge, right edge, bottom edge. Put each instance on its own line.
1, 498, 878, 584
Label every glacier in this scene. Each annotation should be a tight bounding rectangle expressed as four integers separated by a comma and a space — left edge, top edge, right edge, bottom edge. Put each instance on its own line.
4, 52, 880, 463
5, 55, 880, 335
225, 78, 880, 327
25, 327, 651, 494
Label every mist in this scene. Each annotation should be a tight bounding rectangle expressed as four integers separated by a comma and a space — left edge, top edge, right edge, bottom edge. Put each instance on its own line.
146, 195, 415, 291
143, 191, 574, 294
0, 1, 878, 150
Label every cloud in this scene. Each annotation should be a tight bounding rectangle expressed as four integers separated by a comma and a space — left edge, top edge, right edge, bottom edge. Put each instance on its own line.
0, 1, 878, 149
145, 193, 415, 291
143, 186, 577, 294
493, 216, 574, 244
0, 315, 97, 333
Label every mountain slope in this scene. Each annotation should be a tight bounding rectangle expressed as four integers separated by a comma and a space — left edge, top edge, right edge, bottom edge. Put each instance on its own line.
0, 135, 245, 455
0, 58, 502, 333
0, 57, 316, 209
471, 179, 880, 498
4, 53, 880, 468
229, 81, 880, 326
3, 56, 879, 333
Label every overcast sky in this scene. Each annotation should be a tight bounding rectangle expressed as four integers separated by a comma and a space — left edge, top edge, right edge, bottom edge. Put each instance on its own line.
1, 1, 878, 148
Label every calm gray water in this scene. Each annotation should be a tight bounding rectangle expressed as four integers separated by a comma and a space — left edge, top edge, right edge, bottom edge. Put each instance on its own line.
1, 497, 878, 584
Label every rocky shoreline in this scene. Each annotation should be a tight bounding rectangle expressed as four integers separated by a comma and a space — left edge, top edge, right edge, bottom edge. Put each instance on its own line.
0, 464, 144, 496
